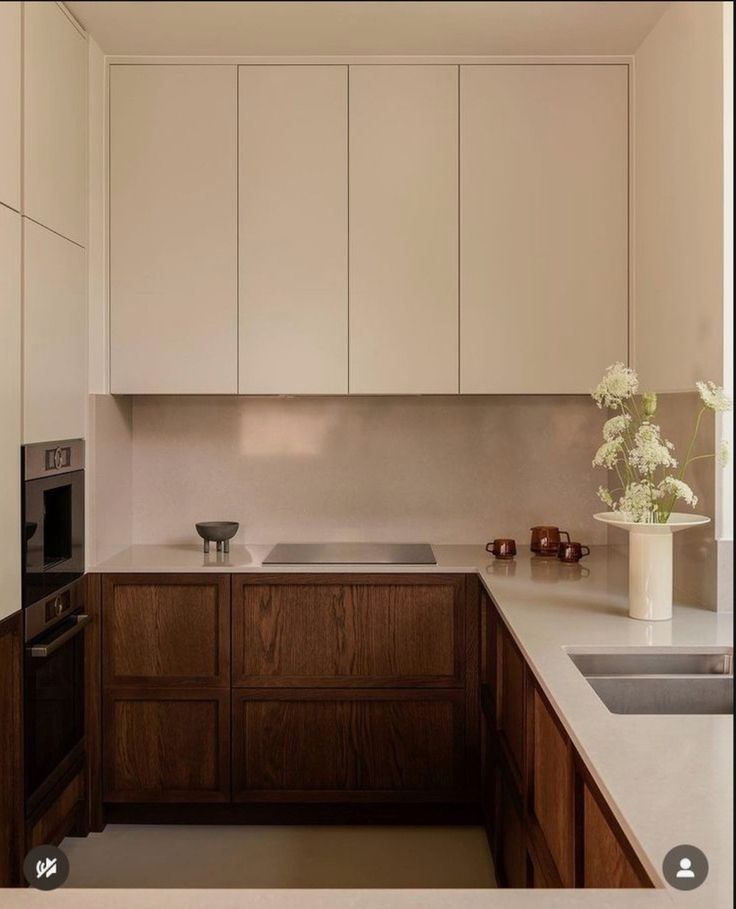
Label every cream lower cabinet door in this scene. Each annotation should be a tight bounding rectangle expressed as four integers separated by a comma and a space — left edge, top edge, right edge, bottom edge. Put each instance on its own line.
349, 66, 459, 394
110, 66, 238, 393
23, 220, 86, 444
23, 0, 87, 245
238, 66, 348, 394
0, 206, 21, 620
460, 65, 628, 393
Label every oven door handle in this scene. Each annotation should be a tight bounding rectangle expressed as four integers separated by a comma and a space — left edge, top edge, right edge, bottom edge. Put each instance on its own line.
27, 614, 90, 658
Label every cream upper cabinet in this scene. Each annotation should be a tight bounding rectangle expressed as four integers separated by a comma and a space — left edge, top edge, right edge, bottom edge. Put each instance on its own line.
349, 66, 459, 394
460, 65, 628, 393
110, 65, 238, 393
23, 219, 87, 444
0, 2, 21, 211
238, 66, 348, 394
0, 206, 21, 619
23, 1, 87, 245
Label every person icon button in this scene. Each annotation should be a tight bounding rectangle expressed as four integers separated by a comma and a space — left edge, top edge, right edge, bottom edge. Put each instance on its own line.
663, 845, 708, 890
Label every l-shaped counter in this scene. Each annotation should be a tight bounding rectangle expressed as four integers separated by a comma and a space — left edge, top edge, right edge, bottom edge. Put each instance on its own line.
81, 542, 733, 908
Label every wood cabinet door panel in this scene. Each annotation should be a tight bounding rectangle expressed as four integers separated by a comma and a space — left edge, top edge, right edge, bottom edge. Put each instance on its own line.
232, 689, 466, 801
102, 575, 230, 687
496, 764, 528, 888
497, 622, 526, 785
582, 782, 653, 888
233, 575, 464, 687
532, 687, 575, 886
104, 689, 230, 802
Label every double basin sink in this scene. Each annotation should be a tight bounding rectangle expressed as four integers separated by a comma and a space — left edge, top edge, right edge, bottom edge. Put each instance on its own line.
568, 648, 733, 715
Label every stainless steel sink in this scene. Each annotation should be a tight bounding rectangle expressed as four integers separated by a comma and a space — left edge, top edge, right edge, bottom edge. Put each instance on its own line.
567, 647, 733, 715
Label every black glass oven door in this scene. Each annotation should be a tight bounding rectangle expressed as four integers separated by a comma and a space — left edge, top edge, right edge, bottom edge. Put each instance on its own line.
24, 615, 86, 807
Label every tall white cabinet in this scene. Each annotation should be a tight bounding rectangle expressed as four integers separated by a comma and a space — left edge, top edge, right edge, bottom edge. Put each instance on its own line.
349, 66, 459, 394
0, 206, 21, 620
23, 0, 87, 246
0, 1, 21, 212
110, 65, 238, 394
238, 66, 348, 394
23, 220, 87, 444
460, 65, 629, 393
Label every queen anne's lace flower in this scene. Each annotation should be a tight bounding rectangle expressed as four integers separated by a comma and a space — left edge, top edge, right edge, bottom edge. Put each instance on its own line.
617, 482, 659, 522
602, 414, 631, 442
597, 486, 614, 508
658, 477, 698, 508
628, 423, 677, 474
593, 439, 623, 469
696, 381, 733, 412
718, 439, 730, 468
592, 362, 639, 410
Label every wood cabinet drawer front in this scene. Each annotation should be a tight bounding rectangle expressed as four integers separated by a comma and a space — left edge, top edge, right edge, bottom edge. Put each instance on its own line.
232, 689, 466, 801
582, 783, 652, 888
104, 689, 230, 802
102, 575, 230, 687
532, 688, 574, 886
497, 622, 525, 783
233, 576, 464, 686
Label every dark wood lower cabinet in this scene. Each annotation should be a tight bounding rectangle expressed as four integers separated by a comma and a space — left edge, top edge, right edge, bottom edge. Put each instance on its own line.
26, 770, 86, 849
104, 688, 230, 802
0, 612, 24, 887
483, 595, 656, 891
233, 689, 467, 802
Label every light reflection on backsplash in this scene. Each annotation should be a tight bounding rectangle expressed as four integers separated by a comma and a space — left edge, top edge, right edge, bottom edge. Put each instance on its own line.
129, 395, 607, 547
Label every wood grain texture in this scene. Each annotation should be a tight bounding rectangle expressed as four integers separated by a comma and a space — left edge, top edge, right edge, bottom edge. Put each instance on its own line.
233, 574, 464, 687
232, 689, 466, 802
26, 771, 84, 849
0, 611, 23, 886
86, 574, 104, 831
104, 688, 230, 803
532, 686, 575, 886
497, 620, 526, 788
582, 780, 653, 888
495, 762, 527, 888
102, 574, 230, 687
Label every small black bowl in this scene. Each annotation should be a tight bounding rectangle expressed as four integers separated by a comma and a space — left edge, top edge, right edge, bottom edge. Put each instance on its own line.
195, 522, 239, 553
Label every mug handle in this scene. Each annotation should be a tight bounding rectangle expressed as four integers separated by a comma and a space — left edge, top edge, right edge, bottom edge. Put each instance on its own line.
581, 545, 590, 557
560, 530, 571, 543
485, 542, 494, 553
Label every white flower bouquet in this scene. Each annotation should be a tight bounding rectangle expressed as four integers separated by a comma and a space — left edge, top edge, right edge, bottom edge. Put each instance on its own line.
592, 363, 732, 523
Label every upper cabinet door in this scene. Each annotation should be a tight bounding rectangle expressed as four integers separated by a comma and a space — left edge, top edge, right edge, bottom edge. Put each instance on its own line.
0, 1, 21, 211
23, 220, 86, 444
110, 66, 238, 394
349, 66, 459, 394
460, 65, 628, 393
23, 1, 86, 245
238, 66, 348, 394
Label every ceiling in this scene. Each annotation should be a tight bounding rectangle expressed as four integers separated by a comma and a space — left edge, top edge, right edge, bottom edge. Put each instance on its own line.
65, 1, 670, 57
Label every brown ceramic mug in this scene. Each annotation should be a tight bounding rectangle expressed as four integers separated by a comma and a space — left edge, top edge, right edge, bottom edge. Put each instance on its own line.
557, 541, 590, 563
486, 538, 517, 560
530, 526, 570, 556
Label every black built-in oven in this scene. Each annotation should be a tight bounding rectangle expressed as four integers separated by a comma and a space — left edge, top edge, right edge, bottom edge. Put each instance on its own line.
22, 440, 87, 815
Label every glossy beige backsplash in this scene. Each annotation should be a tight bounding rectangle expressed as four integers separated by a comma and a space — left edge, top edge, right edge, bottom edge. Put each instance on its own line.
119, 395, 607, 548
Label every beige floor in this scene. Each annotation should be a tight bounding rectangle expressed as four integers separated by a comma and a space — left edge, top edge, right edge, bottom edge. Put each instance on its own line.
61, 825, 496, 889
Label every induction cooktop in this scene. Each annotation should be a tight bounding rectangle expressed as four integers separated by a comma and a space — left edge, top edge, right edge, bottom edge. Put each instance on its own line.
262, 543, 436, 565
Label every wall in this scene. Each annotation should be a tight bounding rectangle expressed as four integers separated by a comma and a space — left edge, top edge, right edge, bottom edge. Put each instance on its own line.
633, 0, 724, 392
127, 395, 607, 547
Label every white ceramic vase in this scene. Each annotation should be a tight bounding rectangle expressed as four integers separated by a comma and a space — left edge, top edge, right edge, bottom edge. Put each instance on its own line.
594, 513, 711, 621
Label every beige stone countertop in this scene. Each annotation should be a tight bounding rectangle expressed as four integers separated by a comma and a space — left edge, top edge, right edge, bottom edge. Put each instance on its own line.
83, 543, 733, 908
